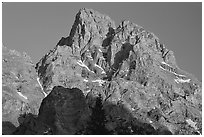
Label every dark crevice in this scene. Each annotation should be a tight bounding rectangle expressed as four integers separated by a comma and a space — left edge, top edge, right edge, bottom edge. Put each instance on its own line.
57, 36, 72, 47
112, 42, 133, 72
102, 27, 115, 48
81, 24, 86, 39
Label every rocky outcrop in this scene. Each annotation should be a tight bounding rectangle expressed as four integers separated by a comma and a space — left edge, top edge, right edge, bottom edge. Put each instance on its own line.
3, 8, 202, 135
37, 86, 89, 134
2, 46, 45, 134
35, 8, 116, 95
34, 8, 202, 135
13, 86, 89, 135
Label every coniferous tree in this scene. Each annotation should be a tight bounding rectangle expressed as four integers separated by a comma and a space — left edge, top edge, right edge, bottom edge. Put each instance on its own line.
84, 94, 111, 135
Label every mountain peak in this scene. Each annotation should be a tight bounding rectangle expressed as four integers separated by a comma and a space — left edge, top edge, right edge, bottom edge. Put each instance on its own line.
3, 8, 202, 135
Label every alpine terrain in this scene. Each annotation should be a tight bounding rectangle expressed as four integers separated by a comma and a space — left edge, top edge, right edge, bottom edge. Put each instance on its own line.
2, 8, 202, 135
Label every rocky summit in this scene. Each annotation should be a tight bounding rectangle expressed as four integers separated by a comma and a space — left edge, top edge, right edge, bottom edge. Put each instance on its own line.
2, 8, 202, 135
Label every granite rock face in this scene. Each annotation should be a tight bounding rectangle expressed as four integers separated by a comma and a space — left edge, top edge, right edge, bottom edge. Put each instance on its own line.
2, 46, 45, 134
35, 8, 202, 135
3, 8, 202, 135
36, 8, 116, 94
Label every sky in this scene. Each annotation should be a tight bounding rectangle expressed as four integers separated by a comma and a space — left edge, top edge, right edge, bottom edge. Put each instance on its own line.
2, 2, 202, 81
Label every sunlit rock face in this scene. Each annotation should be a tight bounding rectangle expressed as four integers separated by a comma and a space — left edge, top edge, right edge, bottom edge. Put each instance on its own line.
3, 8, 201, 135
2, 46, 44, 134
35, 8, 201, 135
35, 8, 116, 95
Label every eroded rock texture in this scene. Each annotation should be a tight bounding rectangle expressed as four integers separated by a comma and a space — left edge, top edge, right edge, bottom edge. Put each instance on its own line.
2, 46, 44, 134
35, 8, 202, 135
3, 8, 202, 135
37, 86, 88, 134
13, 86, 89, 135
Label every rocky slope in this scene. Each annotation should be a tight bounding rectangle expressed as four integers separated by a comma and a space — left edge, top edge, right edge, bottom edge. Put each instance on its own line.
2, 46, 45, 134
3, 8, 202, 135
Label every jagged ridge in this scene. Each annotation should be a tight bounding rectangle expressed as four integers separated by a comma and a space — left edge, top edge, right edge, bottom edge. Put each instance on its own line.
3, 8, 202, 135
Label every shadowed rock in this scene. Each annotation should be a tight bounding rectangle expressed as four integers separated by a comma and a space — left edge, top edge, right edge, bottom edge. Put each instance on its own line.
35, 8, 202, 135
3, 8, 201, 135
37, 86, 89, 134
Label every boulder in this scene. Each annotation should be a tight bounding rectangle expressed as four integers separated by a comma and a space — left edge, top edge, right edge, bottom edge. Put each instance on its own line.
37, 86, 89, 134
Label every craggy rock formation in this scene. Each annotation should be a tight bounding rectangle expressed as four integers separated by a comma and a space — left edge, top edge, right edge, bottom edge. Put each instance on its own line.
3, 8, 202, 135
37, 86, 89, 134
13, 86, 89, 135
2, 46, 45, 134
35, 8, 202, 135
35, 8, 116, 95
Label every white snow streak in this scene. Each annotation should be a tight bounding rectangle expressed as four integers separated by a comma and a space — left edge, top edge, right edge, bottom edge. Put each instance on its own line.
186, 119, 200, 134
159, 66, 166, 71
86, 90, 91, 93
94, 64, 106, 74
161, 61, 169, 65
76, 60, 94, 73
160, 62, 187, 77
83, 79, 89, 82
92, 79, 105, 86
174, 78, 191, 83
37, 78, 43, 90
37, 77, 47, 97
17, 92, 28, 100
98, 49, 102, 53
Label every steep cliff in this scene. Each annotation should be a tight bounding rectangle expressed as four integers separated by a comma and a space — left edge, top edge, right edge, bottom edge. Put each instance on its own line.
3, 8, 202, 135
35, 8, 202, 134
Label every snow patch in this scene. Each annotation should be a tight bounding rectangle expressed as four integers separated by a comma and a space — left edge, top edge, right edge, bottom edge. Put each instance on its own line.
77, 60, 94, 73
86, 90, 91, 93
92, 79, 105, 86
174, 78, 190, 83
17, 92, 28, 100
83, 79, 89, 82
160, 62, 187, 78
37, 77, 47, 97
94, 64, 106, 74
159, 66, 166, 71
161, 61, 169, 65
186, 119, 200, 134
